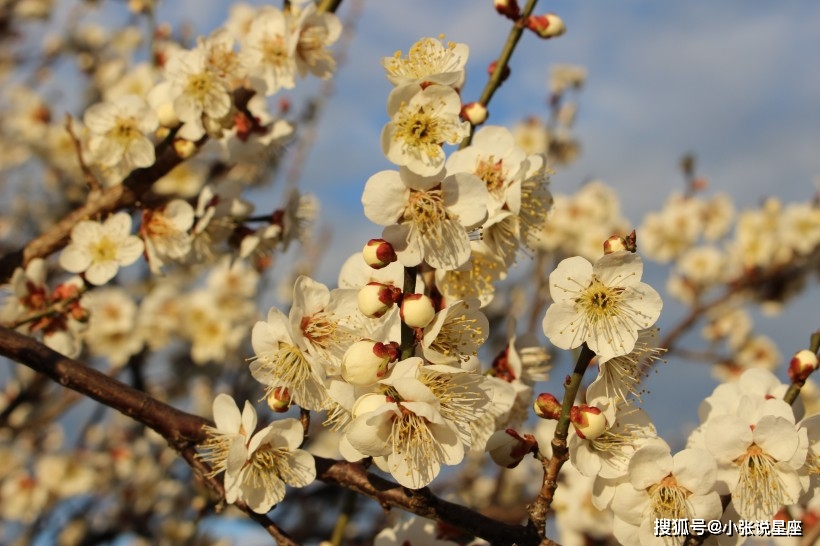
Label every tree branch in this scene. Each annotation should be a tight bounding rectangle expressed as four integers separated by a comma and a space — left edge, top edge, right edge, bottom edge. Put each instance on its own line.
0, 326, 552, 546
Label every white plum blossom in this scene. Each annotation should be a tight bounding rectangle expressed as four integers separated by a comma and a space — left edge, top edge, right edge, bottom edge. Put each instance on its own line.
165, 47, 232, 141
342, 357, 491, 488
610, 440, 722, 546
421, 299, 488, 365
381, 36, 469, 89
84, 94, 158, 172
542, 251, 662, 362
141, 199, 195, 274
59, 212, 144, 286
362, 168, 488, 270
703, 393, 808, 521
381, 84, 470, 176
293, 2, 342, 79
242, 7, 299, 96
250, 307, 329, 411
199, 394, 315, 514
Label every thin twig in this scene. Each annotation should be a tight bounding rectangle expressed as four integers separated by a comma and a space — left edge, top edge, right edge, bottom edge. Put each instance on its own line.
64, 114, 101, 193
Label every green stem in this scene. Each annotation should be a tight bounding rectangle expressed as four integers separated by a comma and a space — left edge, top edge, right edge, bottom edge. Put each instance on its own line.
317, 0, 343, 14
555, 343, 595, 440
460, 0, 540, 148
329, 488, 358, 546
399, 266, 418, 360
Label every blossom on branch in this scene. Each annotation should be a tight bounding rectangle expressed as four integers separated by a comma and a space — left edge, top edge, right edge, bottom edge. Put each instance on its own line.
59, 212, 144, 286
542, 251, 662, 362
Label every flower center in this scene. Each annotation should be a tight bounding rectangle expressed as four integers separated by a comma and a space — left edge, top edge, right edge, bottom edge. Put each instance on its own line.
261, 36, 288, 66
577, 278, 624, 321
89, 236, 119, 263
393, 103, 447, 159
406, 189, 447, 237
186, 72, 217, 103
733, 443, 787, 520
475, 157, 506, 196
648, 474, 691, 520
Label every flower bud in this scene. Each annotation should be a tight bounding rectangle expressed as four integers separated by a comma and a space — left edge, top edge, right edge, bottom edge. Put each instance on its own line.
487, 60, 511, 83
266, 387, 291, 413
357, 282, 402, 318
341, 340, 397, 386
603, 236, 627, 255
461, 102, 488, 126
351, 392, 388, 419
533, 392, 561, 420
173, 138, 197, 159
362, 239, 397, 269
400, 293, 436, 328
526, 13, 566, 39
486, 429, 537, 468
570, 404, 607, 440
493, 0, 520, 19
789, 349, 819, 383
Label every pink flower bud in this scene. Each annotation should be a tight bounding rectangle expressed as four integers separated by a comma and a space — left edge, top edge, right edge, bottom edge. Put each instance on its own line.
526, 13, 566, 39
400, 293, 436, 328
341, 340, 394, 386
486, 429, 537, 468
357, 282, 402, 318
533, 392, 561, 420
570, 404, 606, 440
266, 387, 291, 413
493, 0, 520, 19
603, 236, 627, 255
362, 238, 397, 269
789, 349, 819, 383
461, 102, 488, 126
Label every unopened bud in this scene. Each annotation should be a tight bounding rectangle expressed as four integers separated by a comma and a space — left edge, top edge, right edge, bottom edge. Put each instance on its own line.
362, 239, 397, 269
603, 236, 627, 255
341, 340, 398, 386
351, 392, 388, 419
173, 138, 197, 159
461, 102, 488, 126
400, 293, 436, 328
533, 392, 561, 420
266, 387, 291, 412
493, 0, 520, 19
486, 429, 537, 468
526, 13, 566, 39
487, 60, 511, 83
357, 282, 402, 319
570, 404, 606, 440
789, 349, 819, 384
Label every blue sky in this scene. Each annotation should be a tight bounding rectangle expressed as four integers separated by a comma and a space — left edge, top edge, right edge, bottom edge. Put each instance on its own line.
149, 0, 820, 437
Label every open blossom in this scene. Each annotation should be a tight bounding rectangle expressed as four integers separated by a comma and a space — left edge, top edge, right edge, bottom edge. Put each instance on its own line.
165, 46, 232, 141
141, 199, 195, 274
84, 94, 158, 171
611, 439, 722, 546
421, 299, 488, 365
362, 168, 488, 270
199, 394, 315, 514
381, 83, 470, 176
381, 36, 469, 88
242, 7, 299, 96
250, 307, 329, 411
293, 2, 341, 79
542, 251, 662, 362
59, 212, 144, 286
341, 357, 491, 488
703, 393, 808, 521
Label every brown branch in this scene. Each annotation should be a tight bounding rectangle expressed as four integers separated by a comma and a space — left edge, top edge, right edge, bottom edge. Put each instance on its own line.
527, 343, 595, 538
0, 326, 553, 546
0, 135, 189, 284
64, 113, 101, 193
